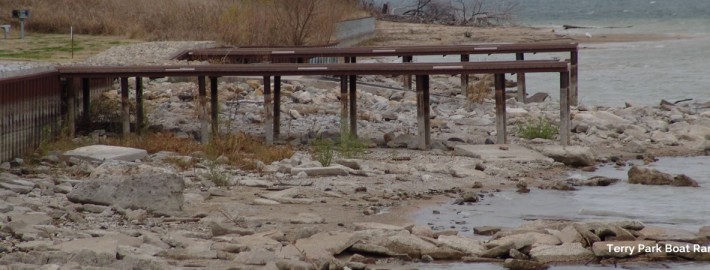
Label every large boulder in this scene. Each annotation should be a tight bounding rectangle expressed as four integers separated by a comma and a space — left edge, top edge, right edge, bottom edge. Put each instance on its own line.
627, 166, 699, 187
67, 160, 185, 216
532, 145, 595, 167
529, 242, 594, 263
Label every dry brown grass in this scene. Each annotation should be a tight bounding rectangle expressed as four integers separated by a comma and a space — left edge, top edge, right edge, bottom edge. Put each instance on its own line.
467, 74, 494, 103
0, 0, 363, 45
103, 132, 293, 171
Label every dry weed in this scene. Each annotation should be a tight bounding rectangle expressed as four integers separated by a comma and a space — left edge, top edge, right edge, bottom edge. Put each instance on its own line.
0, 0, 363, 45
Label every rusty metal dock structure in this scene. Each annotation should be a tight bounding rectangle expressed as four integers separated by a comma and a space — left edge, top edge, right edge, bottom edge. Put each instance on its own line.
175, 42, 579, 105
2, 43, 577, 162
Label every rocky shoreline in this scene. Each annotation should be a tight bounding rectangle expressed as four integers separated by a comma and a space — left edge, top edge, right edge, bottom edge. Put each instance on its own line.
2, 37, 710, 269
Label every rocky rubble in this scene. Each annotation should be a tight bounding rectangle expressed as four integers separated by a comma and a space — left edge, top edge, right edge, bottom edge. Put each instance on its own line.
2, 42, 710, 269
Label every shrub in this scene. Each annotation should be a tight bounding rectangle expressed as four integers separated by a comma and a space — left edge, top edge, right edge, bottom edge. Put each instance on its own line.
202, 161, 229, 186
516, 116, 558, 140
311, 137, 335, 167
337, 132, 366, 159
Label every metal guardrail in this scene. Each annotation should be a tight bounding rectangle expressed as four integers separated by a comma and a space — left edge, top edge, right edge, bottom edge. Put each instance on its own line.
0, 71, 112, 163
0, 71, 62, 162
173, 42, 580, 105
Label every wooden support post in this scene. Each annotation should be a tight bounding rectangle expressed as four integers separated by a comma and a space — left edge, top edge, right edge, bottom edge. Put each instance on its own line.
416, 75, 431, 150
349, 57, 357, 138
66, 78, 76, 138
198, 76, 208, 144
81, 78, 90, 128
403, 55, 413, 90
460, 54, 469, 96
570, 50, 579, 106
560, 70, 571, 146
263, 76, 273, 145
516, 53, 527, 103
273, 76, 281, 138
210, 76, 219, 137
135, 77, 144, 135
494, 73, 507, 144
340, 75, 348, 134
120, 77, 130, 138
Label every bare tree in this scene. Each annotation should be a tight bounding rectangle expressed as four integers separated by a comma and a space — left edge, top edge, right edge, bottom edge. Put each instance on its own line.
454, 0, 518, 26
397, 0, 517, 26
403, 0, 433, 17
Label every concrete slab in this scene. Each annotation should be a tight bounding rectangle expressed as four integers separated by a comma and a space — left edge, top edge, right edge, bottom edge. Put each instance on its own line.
453, 144, 552, 163
63, 145, 148, 162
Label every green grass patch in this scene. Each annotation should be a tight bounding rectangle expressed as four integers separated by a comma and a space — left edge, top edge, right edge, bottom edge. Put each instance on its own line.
516, 116, 559, 140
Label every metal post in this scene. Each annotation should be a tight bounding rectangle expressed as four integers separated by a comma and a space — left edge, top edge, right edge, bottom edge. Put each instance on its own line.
135, 77, 144, 134
416, 75, 431, 150
516, 53, 527, 103
460, 54, 470, 97
81, 78, 90, 128
210, 76, 219, 137
120, 77, 130, 138
19, 18, 24, 39
403, 55, 413, 90
560, 70, 571, 146
66, 78, 76, 138
263, 76, 273, 145
494, 73, 507, 144
340, 75, 348, 134
273, 76, 281, 138
348, 57, 357, 138
198, 76, 208, 144
570, 49, 579, 106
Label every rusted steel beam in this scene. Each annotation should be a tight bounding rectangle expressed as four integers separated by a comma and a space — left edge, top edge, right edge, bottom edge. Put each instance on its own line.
58, 61, 569, 78
495, 73, 507, 144
136, 77, 144, 135
560, 70, 571, 146
273, 76, 281, 138
416, 75, 431, 150
210, 76, 219, 137
340, 75, 348, 135
82, 78, 90, 128
66, 78, 77, 138
460, 54, 469, 96
570, 50, 579, 106
120, 77, 130, 138
198, 76, 208, 144
516, 53, 527, 103
349, 57, 358, 138
403, 55, 413, 91
179, 42, 578, 60
263, 76, 273, 145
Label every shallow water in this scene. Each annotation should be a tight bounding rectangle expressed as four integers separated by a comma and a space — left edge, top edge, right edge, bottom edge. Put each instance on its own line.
414, 156, 710, 269
374, 0, 710, 107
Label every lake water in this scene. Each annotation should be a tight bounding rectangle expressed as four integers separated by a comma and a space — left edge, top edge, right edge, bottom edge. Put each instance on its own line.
372, 1, 710, 269
375, 0, 710, 106
414, 156, 710, 269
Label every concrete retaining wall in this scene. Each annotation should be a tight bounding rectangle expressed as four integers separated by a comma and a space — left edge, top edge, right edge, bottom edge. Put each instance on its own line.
336, 17, 376, 47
